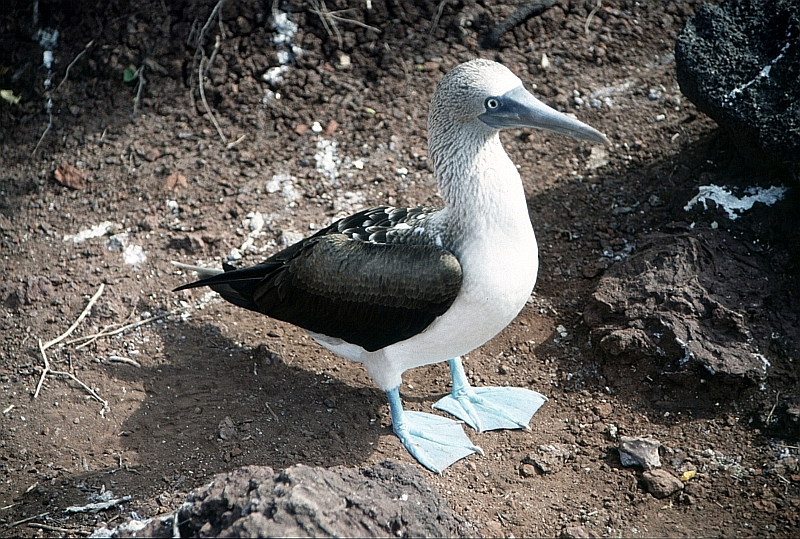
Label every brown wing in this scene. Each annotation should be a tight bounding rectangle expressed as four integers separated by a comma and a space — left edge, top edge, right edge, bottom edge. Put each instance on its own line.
176, 233, 462, 352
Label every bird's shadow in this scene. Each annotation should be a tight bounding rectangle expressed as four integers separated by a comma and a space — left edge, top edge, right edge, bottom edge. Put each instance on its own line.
105, 314, 388, 489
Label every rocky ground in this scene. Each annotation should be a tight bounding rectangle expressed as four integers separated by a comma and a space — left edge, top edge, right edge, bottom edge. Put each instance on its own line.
1, 0, 799, 537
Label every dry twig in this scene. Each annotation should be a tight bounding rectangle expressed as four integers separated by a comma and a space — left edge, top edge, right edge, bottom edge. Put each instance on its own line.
68, 304, 138, 349
65, 496, 132, 514
482, 0, 557, 49
49, 366, 109, 412
107, 355, 142, 368
55, 39, 94, 93
309, 0, 378, 47
325, 10, 379, 32
197, 0, 227, 47
69, 309, 178, 348
27, 523, 90, 536
33, 339, 50, 400
4, 512, 50, 531
309, 0, 341, 48
43, 283, 104, 350
132, 63, 146, 117
265, 402, 280, 422
33, 284, 110, 413
430, 0, 449, 35
31, 109, 52, 157
198, 54, 228, 144
226, 134, 247, 149
585, 0, 602, 35
193, 0, 229, 144
765, 391, 780, 425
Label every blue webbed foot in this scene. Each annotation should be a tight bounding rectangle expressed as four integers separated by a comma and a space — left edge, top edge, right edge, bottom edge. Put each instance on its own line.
433, 357, 547, 432
386, 387, 482, 474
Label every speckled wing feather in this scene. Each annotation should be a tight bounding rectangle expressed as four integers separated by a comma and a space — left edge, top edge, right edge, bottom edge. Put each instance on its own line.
174, 206, 461, 352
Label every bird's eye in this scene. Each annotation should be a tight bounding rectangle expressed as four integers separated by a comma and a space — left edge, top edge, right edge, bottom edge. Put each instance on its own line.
486, 98, 500, 110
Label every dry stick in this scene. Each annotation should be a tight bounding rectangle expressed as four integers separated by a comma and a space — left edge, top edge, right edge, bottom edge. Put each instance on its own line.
43, 283, 105, 350
36, 338, 109, 411
194, 0, 228, 144
132, 63, 146, 117
197, 0, 227, 48
265, 402, 279, 422
74, 323, 118, 350
70, 309, 178, 348
65, 496, 131, 513
27, 523, 90, 537
765, 391, 780, 425
71, 304, 138, 349
49, 368, 109, 411
309, 0, 342, 48
31, 109, 53, 157
33, 339, 50, 400
309, 5, 381, 47
226, 134, 247, 150
55, 39, 95, 93
204, 32, 223, 80
482, 0, 557, 49
584, 0, 602, 35
198, 53, 228, 144
4, 512, 50, 530
107, 356, 142, 368
187, 18, 199, 47
429, 0, 449, 35
324, 10, 380, 32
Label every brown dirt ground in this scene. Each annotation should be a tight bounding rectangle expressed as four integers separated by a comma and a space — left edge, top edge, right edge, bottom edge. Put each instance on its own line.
1, 0, 799, 537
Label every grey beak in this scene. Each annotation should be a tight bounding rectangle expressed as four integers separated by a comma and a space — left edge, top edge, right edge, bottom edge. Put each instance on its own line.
479, 86, 609, 144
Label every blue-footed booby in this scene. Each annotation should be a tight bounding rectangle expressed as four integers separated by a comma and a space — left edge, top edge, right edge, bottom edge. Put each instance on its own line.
174, 59, 608, 473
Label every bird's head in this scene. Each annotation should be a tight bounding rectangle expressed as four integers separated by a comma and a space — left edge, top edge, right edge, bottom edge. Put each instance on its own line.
429, 59, 608, 145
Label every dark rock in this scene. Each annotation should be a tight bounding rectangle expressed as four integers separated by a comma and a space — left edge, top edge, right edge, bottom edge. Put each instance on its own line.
519, 463, 538, 477
252, 343, 281, 366
523, 443, 571, 474
560, 525, 596, 538
585, 235, 769, 381
1, 276, 53, 311
764, 394, 800, 440
137, 215, 160, 232
94, 461, 469, 538
168, 234, 206, 254
675, 0, 800, 177
599, 327, 654, 356
1, 284, 25, 311
593, 403, 613, 419
217, 416, 238, 441
641, 469, 684, 499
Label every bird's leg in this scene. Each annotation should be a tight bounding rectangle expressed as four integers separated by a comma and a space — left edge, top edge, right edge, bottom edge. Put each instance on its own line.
433, 357, 547, 432
386, 386, 481, 474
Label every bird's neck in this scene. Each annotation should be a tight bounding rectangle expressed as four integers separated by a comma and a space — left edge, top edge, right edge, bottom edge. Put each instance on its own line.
429, 123, 532, 242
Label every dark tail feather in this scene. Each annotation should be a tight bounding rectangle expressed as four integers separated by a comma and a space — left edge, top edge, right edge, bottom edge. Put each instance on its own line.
172, 262, 273, 313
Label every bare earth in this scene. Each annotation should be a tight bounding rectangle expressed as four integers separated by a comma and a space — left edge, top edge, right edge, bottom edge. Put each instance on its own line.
1, 0, 799, 537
